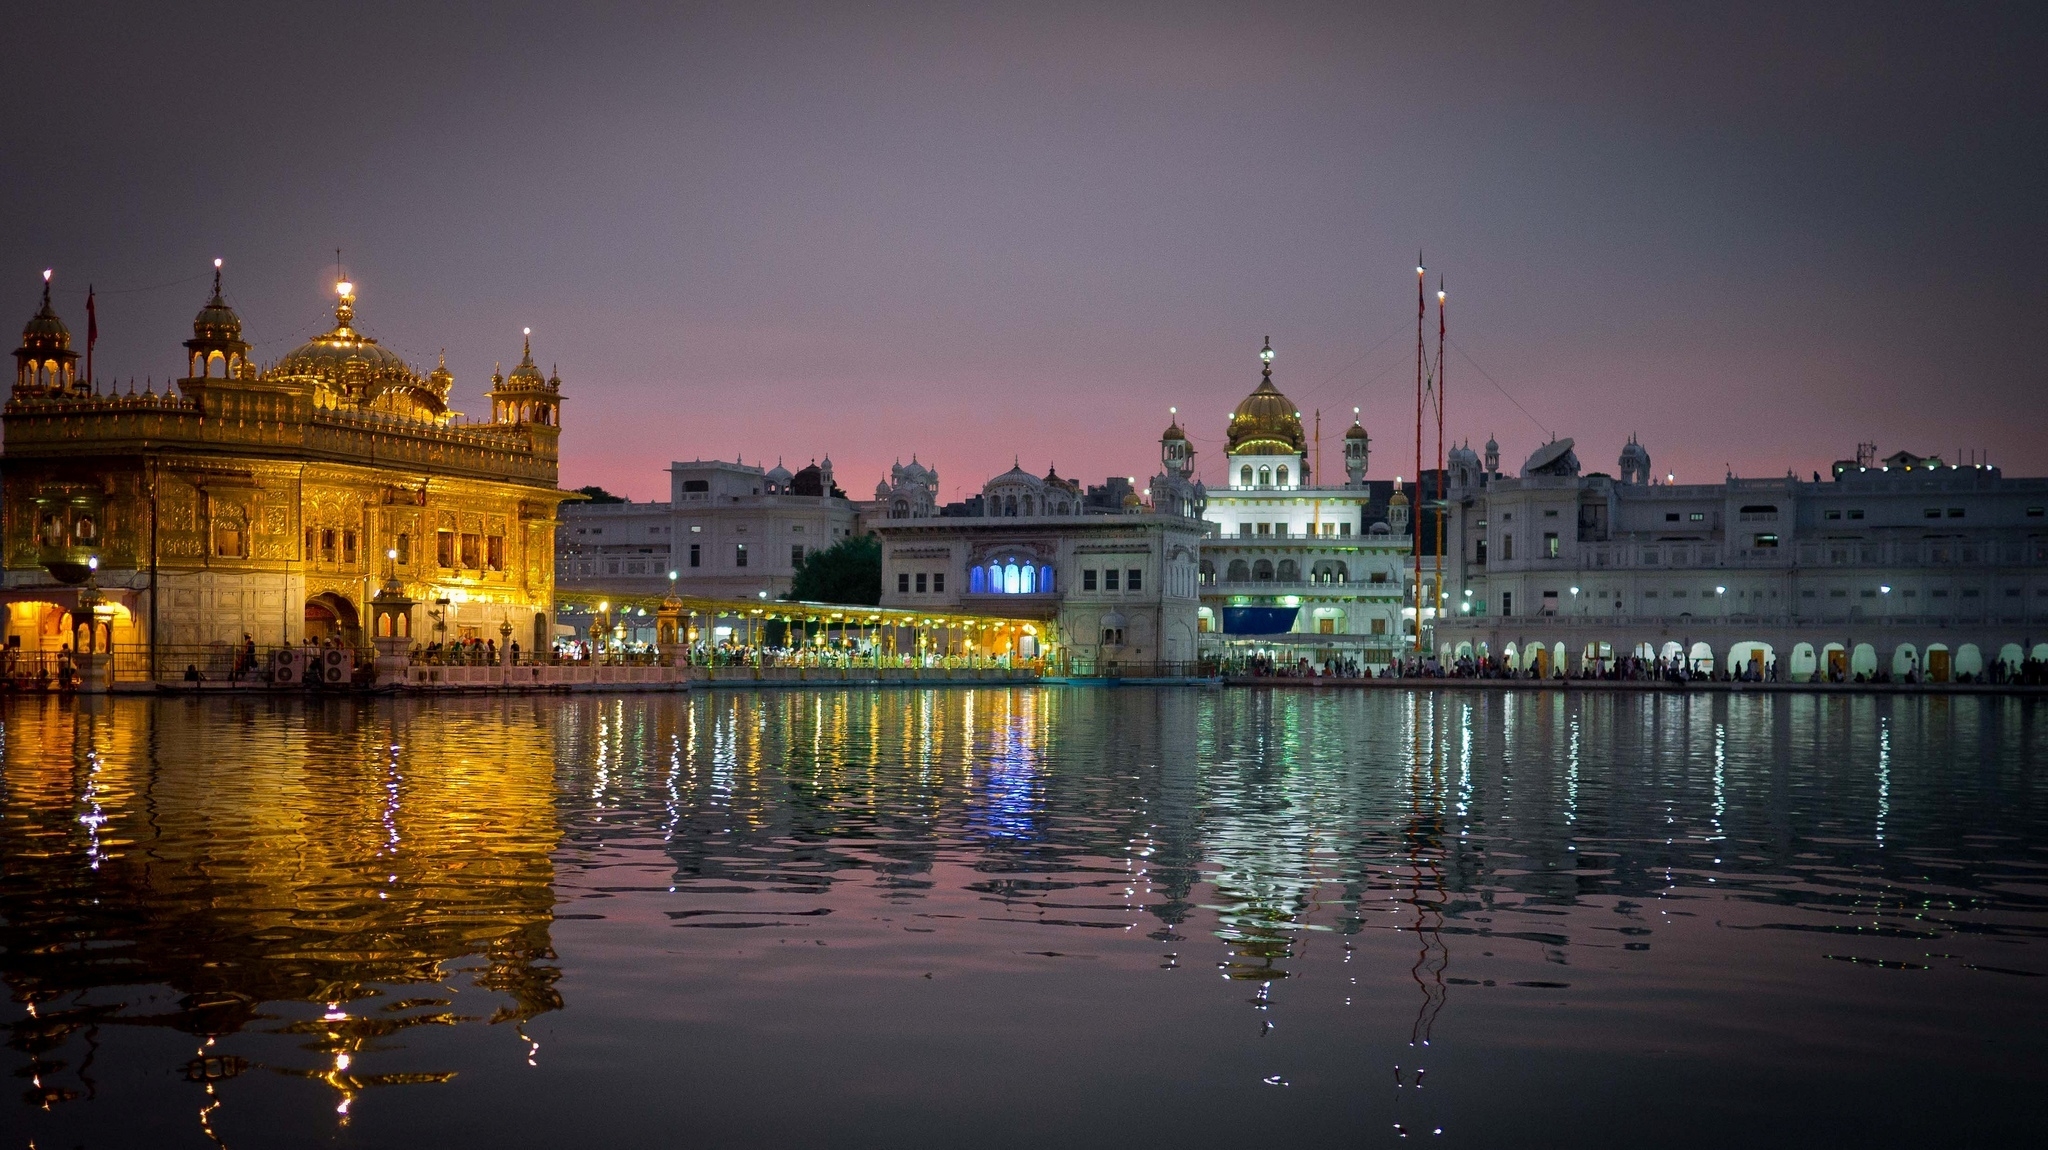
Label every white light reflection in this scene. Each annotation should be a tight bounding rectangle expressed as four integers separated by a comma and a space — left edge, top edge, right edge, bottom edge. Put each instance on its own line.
1876, 716, 1891, 847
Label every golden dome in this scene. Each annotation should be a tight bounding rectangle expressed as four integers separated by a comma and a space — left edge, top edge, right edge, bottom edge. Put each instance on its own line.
1225, 337, 1305, 456
268, 282, 448, 418
18, 275, 70, 352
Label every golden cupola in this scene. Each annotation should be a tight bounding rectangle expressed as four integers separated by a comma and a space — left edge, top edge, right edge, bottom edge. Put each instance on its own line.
13, 270, 80, 398
1224, 336, 1306, 457
185, 260, 252, 379
485, 328, 561, 428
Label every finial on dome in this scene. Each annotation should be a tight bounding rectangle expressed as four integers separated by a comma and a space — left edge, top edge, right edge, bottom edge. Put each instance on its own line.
40, 268, 51, 306
522, 327, 532, 358
334, 277, 356, 330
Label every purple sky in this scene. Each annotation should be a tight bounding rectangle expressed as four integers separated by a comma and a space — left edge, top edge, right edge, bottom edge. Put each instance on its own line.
6, 3, 2043, 501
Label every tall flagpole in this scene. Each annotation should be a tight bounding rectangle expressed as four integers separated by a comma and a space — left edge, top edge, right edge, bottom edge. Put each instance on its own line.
1436, 279, 1447, 651
1414, 254, 1425, 656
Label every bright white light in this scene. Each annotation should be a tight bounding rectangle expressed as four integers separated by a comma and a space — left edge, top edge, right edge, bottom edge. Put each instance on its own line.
336, 281, 353, 296
1569, 586, 1579, 595
523, 326, 531, 336
1715, 585, 1726, 594
1880, 585, 1891, 593
42, 269, 52, 282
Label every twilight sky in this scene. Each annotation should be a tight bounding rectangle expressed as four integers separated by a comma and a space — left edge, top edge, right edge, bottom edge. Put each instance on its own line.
5, 2, 2043, 502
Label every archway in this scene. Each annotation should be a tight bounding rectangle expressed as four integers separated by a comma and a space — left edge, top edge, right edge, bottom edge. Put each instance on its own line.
1924, 643, 1951, 683
1892, 643, 1919, 680
1955, 644, 1983, 682
1822, 642, 1847, 680
1788, 642, 1817, 682
1998, 643, 2024, 677
1851, 643, 1879, 679
305, 592, 361, 648
1688, 641, 1714, 673
1503, 641, 1518, 668
1581, 641, 1613, 675
1726, 641, 1773, 677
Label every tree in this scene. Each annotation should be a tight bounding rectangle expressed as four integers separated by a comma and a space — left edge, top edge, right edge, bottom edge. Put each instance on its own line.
575, 485, 626, 504
787, 534, 881, 605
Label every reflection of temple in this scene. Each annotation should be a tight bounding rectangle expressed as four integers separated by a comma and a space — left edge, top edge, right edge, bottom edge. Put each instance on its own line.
3, 267, 572, 663
0, 697, 562, 1121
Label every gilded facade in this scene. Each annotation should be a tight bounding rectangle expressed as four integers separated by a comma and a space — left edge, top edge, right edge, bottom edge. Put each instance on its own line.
3, 268, 571, 664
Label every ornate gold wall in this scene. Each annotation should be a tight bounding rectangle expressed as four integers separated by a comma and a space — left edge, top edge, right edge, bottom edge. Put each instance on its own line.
3, 272, 572, 658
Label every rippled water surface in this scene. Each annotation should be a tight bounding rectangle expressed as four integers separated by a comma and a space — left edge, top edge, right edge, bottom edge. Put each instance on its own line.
3, 688, 2045, 1147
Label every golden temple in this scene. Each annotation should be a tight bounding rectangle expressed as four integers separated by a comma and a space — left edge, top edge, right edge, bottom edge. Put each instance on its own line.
3, 266, 572, 668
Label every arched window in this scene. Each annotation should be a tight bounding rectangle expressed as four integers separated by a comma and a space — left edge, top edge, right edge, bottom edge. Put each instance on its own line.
1227, 559, 1249, 582
970, 566, 987, 593
1023, 495, 1034, 515
1199, 560, 1215, 584
1253, 559, 1274, 581
1240, 465, 1253, 487
1005, 496, 1017, 516
1003, 563, 1020, 593
986, 562, 1001, 590
1277, 559, 1299, 582
1276, 465, 1289, 487
1258, 466, 1272, 486
1021, 564, 1036, 593
1041, 566, 1054, 592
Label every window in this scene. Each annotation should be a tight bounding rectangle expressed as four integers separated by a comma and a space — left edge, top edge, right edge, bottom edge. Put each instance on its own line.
1339, 523, 1351, 536
2029, 506, 2045, 518
321, 528, 337, 562
682, 480, 709, 492
1754, 533, 1779, 548
342, 530, 357, 564
735, 543, 748, 568
461, 533, 481, 568
1257, 523, 1270, 536
899, 572, 910, 593
1501, 535, 1514, 561
689, 543, 701, 567
1276, 465, 1289, 486
1544, 532, 1559, 558
1258, 467, 1272, 486
1370, 618, 1387, 635
396, 533, 411, 565
690, 524, 702, 533
1127, 568, 1142, 591
1083, 569, 1098, 591
1102, 627, 1125, 646
1947, 508, 1965, 518
214, 522, 244, 558
1689, 512, 1705, 522
1274, 523, 1289, 538
915, 572, 928, 593
791, 544, 805, 567
1500, 591, 1513, 616
1848, 509, 1864, 519
1240, 466, 1252, 487
1925, 508, 1942, 519
1666, 513, 1680, 522
487, 535, 504, 571
1475, 539, 1487, 563
1105, 569, 1120, 591
1239, 523, 1252, 538
1501, 512, 1512, 522
1825, 510, 1842, 520
437, 530, 455, 568
1319, 618, 1335, 634
933, 573, 945, 593
1543, 509, 1559, 518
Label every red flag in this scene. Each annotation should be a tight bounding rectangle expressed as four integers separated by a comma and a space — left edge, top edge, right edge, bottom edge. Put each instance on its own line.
85, 286, 97, 387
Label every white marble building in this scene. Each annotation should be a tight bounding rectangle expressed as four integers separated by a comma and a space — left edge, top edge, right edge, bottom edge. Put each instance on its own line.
1437, 437, 2048, 681
557, 457, 859, 602
1192, 339, 1411, 665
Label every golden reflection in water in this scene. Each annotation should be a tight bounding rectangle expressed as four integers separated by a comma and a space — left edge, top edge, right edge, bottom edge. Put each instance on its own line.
0, 695, 561, 1128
